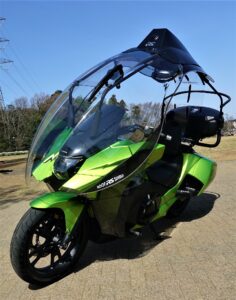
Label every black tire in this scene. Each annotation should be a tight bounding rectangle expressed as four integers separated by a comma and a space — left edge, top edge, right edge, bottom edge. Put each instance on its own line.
166, 198, 190, 218
10, 208, 88, 285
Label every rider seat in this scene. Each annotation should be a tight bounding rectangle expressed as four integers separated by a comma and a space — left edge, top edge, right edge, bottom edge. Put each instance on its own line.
146, 154, 183, 188
146, 109, 184, 189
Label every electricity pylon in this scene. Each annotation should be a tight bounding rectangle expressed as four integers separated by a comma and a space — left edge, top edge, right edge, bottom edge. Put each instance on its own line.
0, 17, 13, 109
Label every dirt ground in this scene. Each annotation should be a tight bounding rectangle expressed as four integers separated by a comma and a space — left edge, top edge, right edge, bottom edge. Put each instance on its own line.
0, 155, 236, 299
0, 154, 28, 161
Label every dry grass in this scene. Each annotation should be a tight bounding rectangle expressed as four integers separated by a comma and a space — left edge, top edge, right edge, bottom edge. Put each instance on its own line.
0, 154, 27, 162
194, 136, 236, 161
0, 162, 48, 203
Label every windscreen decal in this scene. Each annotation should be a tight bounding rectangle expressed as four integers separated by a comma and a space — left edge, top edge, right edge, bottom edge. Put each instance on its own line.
96, 174, 125, 189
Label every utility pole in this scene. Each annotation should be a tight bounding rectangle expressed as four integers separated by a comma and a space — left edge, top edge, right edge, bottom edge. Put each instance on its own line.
0, 17, 13, 109
0, 87, 4, 109
0, 17, 13, 151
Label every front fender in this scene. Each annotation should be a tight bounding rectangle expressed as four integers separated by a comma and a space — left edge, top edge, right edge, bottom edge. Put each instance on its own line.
30, 191, 85, 233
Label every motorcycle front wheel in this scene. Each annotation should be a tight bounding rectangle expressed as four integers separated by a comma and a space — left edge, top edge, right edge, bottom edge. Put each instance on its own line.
10, 208, 88, 285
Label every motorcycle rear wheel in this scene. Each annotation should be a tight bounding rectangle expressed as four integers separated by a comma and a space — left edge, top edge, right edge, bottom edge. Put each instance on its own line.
10, 208, 88, 285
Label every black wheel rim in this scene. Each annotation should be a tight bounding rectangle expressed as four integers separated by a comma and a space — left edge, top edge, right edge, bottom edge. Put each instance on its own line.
27, 210, 80, 273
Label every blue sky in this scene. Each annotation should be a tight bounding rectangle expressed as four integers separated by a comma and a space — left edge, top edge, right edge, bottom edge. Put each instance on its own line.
0, 1, 236, 116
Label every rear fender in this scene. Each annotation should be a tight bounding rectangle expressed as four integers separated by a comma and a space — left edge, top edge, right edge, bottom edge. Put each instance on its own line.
30, 192, 85, 233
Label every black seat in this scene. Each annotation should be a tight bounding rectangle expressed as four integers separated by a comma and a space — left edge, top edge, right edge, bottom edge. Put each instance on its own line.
146, 109, 184, 189
146, 154, 183, 188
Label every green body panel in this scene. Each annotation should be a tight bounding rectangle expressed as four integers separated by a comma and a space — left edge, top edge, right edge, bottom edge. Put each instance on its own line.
61, 142, 165, 193
143, 144, 165, 168
30, 140, 165, 234
32, 127, 72, 181
30, 191, 85, 233
172, 152, 216, 192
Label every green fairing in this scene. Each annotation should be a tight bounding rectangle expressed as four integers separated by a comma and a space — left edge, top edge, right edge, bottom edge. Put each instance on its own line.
143, 144, 165, 168
61, 142, 165, 193
30, 142, 165, 233
32, 127, 72, 181
30, 191, 85, 233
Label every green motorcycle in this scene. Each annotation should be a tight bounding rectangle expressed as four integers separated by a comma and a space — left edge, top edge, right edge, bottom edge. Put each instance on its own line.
10, 29, 230, 285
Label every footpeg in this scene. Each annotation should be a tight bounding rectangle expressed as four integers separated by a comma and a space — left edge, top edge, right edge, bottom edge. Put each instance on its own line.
176, 189, 191, 196
129, 229, 142, 237
186, 187, 197, 195
176, 187, 197, 198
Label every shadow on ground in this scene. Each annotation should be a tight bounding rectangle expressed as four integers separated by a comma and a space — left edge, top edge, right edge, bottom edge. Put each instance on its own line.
77, 192, 220, 267
29, 191, 219, 290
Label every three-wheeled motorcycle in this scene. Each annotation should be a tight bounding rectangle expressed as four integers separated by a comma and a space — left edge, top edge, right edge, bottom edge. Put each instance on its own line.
10, 29, 230, 284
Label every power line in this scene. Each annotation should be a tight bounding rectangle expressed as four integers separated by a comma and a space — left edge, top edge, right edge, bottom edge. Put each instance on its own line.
0, 25, 42, 92
8, 43, 42, 92
0, 17, 33, 101
12, 63, 37, 95
0, 46, 36, 96
2, 68, 31, 98
0, 57, 13, 64
0, 37, 9, 43
0, 76, 22, 99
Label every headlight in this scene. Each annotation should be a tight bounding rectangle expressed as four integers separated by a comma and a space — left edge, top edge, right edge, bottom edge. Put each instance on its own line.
53, 156, 84, 180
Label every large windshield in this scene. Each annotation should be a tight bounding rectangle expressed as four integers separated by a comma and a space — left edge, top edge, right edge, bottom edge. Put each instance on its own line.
26, 50, 182, 192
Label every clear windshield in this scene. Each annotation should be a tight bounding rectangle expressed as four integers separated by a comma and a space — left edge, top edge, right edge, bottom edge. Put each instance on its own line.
26, 50, 182, 192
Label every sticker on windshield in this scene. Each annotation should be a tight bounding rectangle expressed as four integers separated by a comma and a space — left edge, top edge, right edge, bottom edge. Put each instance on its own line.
97, 174, 125, 189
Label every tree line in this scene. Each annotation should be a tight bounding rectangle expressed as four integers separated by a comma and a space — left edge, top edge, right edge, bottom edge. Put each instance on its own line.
0, 92, 164, 152
1, 90, 234, 153
0, 91, 62, 152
